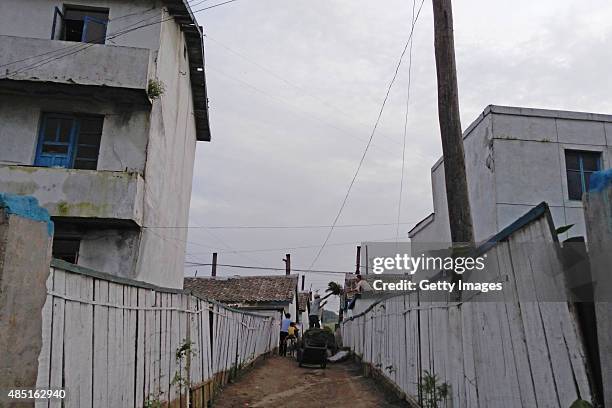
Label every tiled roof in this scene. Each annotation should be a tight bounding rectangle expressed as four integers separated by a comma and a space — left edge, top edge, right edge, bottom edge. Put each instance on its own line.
184, 275, 298, 304
297, 292, 310, 312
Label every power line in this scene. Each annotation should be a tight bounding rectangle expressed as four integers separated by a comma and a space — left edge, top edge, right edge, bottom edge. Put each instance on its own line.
0, 0, 242, 78
205, 35, 405, 149
144, 221, 418, 229
396, 0, 417, 241
206, 66, 400, 156
306, 0, 426, 272
200, 228, 269, 266
0, 8, 158, 70
183, 262, 352, 275
186, 236, 407, 255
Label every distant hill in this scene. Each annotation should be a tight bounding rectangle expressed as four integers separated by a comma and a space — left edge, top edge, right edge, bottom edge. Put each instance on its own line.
321, 309, 338, 323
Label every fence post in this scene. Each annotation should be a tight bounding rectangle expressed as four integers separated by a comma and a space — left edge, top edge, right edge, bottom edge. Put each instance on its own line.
0, 194, 53, 400
584, 169, 612, 407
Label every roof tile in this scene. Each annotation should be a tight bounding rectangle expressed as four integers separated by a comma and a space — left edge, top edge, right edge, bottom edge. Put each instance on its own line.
184, 275, 298, 304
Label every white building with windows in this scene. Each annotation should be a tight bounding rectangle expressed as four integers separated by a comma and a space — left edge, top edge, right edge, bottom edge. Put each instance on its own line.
409, 105, 611, 245
0, 0, 211, 288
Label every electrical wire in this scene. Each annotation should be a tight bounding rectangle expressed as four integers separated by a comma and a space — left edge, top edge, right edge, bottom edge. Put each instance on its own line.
183, 262, 353, 275
205, 66, 400, 156
306, 0, 426, 272
186, 236, 407, 255
205, 35, 405, 149
396, 0, 417, 242
0, 0, 242, 77
144, 221, 418, 229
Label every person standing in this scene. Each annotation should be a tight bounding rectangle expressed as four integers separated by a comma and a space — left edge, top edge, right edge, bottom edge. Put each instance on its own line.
308, 293, 331, 328
279, 313, 291, 356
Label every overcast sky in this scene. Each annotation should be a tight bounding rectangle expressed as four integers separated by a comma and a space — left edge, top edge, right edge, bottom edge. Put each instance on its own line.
184, 0, 612, 300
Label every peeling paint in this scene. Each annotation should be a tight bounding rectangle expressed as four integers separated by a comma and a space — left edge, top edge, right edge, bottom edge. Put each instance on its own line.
0, 193, 54, 235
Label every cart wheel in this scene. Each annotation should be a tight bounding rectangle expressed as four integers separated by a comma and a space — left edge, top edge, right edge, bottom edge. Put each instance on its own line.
299, 362, 303, 367
321, 362, 326, 369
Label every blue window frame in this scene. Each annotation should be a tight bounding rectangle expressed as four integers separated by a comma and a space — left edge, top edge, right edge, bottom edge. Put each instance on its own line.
51, 6, 108, 44
565, 150, 602, 200
35, 113, 103, 170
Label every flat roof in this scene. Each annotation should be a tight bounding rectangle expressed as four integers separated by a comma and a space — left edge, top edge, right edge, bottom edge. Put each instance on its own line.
408, 212, 434, 238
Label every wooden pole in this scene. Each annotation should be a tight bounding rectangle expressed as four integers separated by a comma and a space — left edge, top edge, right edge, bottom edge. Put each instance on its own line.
432, 0, 474, 246
301, 275, 305, 291
355, 245, 361, 274
285, 253, 291, 275
364, 245, 369, 275
211, 252, 217, 277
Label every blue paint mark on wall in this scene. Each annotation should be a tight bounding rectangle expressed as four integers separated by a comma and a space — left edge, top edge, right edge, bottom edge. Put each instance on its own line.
589, 169, 612, 193
0, 193, 54, 236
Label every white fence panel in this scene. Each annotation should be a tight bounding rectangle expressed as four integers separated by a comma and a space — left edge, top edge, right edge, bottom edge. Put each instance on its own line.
35, 262, 275, 408
342, 204, 594, 407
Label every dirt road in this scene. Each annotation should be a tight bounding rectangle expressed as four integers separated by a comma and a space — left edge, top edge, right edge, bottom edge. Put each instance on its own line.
213, 356, 409, 408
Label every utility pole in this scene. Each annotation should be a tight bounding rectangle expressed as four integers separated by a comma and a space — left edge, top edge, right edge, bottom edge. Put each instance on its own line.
355, 245, 361, 274
284, 253, 291, 276
211, 252, 217, 277
432, 0, 474, 246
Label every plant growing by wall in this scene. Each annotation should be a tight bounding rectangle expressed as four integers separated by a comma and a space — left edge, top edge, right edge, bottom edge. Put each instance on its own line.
418, 370, 450, 408
144, 392, 164, 408
171, 339, 196, 394
147, 79, 165, 100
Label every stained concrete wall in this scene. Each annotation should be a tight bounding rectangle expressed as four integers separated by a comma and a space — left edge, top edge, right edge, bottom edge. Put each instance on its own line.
583, 170, 612, 407
0, 195, 52, 399
0, 1, 202, 288
133, 9, 198, 288
410, 112, 497, 244
0, 35, 151, 89
0, 166, 145, 223
0, 0, 161, 51
0, 94, 150, 172
410, 106, 612, 245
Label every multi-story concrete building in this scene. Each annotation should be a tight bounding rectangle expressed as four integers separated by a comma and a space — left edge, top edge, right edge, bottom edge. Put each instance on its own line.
409, 105, 612, 245
0, 1, 211, 288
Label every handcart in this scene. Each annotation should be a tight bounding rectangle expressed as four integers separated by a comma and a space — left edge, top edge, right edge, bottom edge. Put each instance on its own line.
297, 328, 330, 369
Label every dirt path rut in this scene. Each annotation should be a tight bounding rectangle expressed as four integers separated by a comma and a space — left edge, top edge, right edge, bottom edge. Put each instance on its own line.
213, 356, 409, 408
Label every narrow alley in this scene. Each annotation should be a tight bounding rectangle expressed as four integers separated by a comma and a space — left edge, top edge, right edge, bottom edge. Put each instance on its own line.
213, 356, 410, 408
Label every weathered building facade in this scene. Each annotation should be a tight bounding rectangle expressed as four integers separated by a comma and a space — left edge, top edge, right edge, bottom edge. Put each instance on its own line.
0, 0, 210, 288
409, 105, 612, 245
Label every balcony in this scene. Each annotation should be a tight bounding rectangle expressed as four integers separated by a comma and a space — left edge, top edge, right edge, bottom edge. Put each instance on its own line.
0, 35, 150, 92
0, 165, 144, 226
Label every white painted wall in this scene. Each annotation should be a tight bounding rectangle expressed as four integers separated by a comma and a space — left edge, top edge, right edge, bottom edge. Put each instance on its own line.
134, 9, 198, 287
0, 95, 149, 172
0, 0, 161, 50
0, 1, 204, 288
410, 106, 612, 245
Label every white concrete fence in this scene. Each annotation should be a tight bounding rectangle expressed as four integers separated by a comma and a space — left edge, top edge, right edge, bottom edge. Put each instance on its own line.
35, 260, 276, 408
342, 204, 596, 407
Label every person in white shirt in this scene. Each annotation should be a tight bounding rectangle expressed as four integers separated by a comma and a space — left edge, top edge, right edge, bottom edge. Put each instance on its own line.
347, 274, 372, 310
279, 313, 291, 356
308, 293, 331, 328
354, 274, 373, 292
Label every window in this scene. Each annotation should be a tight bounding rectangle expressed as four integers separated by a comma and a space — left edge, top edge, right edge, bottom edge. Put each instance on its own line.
565, 150, 602, 200
52, 237, 80, 264
51, 6, 109, 44
35, 113, 103, 170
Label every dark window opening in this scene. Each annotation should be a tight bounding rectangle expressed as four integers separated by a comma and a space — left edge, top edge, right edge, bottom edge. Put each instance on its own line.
52, 6, 109, 44
52, 237, 81, 264
565, 150, 602, 201
35, 113, 103, 170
